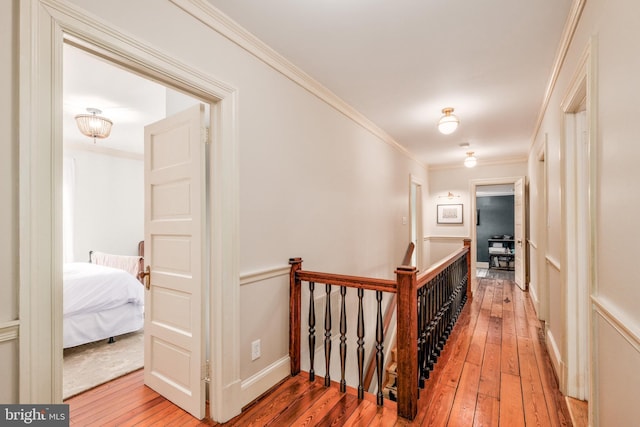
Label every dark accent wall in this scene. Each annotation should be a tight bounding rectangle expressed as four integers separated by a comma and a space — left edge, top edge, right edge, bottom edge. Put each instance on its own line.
476, 195, 514, 262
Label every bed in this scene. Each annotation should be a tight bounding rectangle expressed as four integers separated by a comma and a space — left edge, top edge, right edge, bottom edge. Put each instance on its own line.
63, 243, 145, 348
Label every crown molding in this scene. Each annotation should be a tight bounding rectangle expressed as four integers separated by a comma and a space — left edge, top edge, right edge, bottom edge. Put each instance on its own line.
169, 0, 425, 168
64, 142, 144, 160
530, 0, 587, 146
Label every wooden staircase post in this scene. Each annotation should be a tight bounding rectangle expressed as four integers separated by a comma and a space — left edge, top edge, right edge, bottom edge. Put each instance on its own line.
395, 265, 418, 420
289, 257, 303, 375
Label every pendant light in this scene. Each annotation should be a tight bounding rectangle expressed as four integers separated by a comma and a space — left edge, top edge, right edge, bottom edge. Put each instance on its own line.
464, 151, 477, 168
438, 107, 460, 135
75, 108, 113, 143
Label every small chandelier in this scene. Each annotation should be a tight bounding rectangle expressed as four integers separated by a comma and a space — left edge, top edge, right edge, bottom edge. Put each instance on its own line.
437, 107, 460, 135
464, 151, 477, 168
75, 108, 113, 143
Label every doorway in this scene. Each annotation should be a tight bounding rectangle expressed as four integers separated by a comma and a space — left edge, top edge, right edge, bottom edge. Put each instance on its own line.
475, 184, 515, 279
20, 5, 241, 422
470, 177, 526, 292
410, 176, 424, 269
61, 44, 205, 399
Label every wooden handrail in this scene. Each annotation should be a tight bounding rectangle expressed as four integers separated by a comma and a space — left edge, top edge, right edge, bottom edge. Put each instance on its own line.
296, 270, 397, 293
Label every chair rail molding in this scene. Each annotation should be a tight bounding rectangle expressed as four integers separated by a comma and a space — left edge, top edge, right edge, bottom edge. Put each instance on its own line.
0, 321, 20, 343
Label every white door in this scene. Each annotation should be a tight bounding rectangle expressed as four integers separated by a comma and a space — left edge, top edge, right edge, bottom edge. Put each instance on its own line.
514, 177, 526, 290
143, 104, 206, 419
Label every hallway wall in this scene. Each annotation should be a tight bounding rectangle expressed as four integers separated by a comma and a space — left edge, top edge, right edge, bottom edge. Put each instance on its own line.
4, 0, 428, 412
529, 0, 640, 423
426, 161, 526, 266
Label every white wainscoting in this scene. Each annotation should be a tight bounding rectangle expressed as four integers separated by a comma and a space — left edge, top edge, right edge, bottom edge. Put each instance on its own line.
0, 321, 19, 402
545, 256, 564, 388
425, 235, 466, 267
528, 241, 540, 314
240, 265, 291, 406
592, 296, 640, 425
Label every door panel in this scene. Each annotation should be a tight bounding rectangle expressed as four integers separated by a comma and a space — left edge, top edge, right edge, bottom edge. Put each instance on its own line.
514, 177, 526, 290
144, 104, 206, 419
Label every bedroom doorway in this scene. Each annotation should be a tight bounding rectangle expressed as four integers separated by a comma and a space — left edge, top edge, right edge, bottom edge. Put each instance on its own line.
21, 4, 241, 421
61, 43, 206, 409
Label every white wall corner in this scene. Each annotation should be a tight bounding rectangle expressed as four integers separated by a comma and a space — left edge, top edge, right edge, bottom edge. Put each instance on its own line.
240, 356, 291, 407
213, 379, 242, 423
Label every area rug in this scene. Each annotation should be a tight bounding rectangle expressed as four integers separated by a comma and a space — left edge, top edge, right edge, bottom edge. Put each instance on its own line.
63, 330, 144, 399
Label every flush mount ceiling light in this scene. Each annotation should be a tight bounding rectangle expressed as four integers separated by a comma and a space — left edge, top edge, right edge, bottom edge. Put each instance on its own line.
464, 151, 477, 168
75, 108, 113, 143
437, 107, 460, 135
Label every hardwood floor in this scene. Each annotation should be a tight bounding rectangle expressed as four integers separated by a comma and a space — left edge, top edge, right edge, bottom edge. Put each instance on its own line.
66, 277, 572, 426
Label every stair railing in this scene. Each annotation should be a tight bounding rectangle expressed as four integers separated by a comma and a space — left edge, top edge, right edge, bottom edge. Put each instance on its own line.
363, 242, 414, 391
289, 239, 471, 420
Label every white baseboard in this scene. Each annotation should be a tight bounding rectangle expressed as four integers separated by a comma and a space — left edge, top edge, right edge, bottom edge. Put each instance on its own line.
240, 356, 290, 407
529, 283, 540, 315
476, 262, 489, 269
546, 328, 565, 390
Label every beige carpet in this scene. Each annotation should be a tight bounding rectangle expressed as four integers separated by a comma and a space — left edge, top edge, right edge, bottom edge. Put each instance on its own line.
63, 330, 144, 399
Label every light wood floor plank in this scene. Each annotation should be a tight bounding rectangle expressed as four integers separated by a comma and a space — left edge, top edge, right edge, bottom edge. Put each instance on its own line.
499, 372, 525, 427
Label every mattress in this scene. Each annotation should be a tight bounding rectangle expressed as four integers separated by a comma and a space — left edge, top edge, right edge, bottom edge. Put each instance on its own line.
63, 262, 144, 348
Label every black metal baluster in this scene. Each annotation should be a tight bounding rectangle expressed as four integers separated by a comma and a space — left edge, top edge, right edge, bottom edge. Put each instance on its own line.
308, 282, 316, 382
339, 286, 347, 393
418, 286, 427, 386
375, 291, 384, 406
324, 283, 332, 387
357, 288, 365, 399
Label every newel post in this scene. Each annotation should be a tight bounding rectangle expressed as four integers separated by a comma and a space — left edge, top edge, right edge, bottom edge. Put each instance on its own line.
463, 238, 472, 299
395, 265, 418, 420
289, 257, 303, 375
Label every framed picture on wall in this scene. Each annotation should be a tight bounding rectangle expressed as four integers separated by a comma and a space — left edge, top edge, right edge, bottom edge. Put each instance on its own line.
437, 204, 463, 224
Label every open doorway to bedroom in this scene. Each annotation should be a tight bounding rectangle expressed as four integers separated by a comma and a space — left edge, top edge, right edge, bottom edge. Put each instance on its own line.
61, 43, 203, 399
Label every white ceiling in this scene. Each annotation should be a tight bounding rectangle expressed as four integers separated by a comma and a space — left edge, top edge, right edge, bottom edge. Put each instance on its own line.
63, 45, 167, 154
63, 1, 574, 166
206, 0, 573, 166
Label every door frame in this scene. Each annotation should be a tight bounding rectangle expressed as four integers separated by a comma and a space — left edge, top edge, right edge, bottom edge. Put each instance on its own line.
409, 174, 424, 270
19, 1, 241, 421
560, 39, 597, 403
469, 176, 526, 293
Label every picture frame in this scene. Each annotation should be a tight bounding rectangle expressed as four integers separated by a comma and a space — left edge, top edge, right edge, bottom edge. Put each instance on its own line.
437, 204, 463, 224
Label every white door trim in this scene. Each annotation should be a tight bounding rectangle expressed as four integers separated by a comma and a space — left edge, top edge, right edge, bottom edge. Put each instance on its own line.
560, 37, 597, 407
19, 1, 241, 421
410, 174, 424, 270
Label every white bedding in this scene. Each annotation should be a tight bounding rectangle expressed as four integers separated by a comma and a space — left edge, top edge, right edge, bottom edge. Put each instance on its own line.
63, 262, 144, 348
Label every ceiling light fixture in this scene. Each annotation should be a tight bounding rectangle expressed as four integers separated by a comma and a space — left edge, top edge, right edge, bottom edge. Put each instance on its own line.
438, 107, 459, 135
75, 108, 113, 143
464, 151, 477, 168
